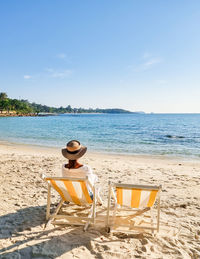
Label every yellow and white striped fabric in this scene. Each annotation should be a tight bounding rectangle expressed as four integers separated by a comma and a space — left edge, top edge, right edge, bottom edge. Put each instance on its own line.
116, 187, 158, 208
48, 179, 93, 205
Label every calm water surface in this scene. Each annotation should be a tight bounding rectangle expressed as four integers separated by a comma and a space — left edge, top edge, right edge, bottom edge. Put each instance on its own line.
0, 114, 199, 158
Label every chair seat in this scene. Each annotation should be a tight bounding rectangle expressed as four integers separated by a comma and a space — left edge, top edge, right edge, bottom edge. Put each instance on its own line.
41, 175, 97, 231
106, 182, 162, 233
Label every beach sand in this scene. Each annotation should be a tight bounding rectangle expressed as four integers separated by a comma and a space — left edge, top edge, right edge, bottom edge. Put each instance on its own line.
0, 142, 199, 258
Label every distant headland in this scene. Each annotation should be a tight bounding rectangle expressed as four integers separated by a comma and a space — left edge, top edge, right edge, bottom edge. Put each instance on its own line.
0, 92, 142, 116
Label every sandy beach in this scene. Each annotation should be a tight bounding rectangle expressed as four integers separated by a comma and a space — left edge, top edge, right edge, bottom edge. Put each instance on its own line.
0, 142, 200, 259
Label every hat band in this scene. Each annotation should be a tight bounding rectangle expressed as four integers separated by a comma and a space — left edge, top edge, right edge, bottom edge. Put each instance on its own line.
67, 148, 81, 154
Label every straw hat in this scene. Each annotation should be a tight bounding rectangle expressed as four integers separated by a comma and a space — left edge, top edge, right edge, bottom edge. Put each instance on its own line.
61, 140, 87, 160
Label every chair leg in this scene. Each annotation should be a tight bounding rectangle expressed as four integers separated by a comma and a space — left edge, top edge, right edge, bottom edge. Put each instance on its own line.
106, 183, 112, 232
150, 208, 154, 234
44, 199, 64, 229
113, 203, 118, 223
96, 187, 103, 205
109, 187, 117, 232
84, 221, 90, 231
46, 184, 51, 220
157, 191, 161, 232
53, 199, 64, 217
84, 204, 94, 231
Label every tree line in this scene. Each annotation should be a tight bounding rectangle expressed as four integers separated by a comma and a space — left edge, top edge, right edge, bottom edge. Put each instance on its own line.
0, 92, 131, 115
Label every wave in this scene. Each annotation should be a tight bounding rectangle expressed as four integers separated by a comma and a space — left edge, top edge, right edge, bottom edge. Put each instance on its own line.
165, 135, 185, 139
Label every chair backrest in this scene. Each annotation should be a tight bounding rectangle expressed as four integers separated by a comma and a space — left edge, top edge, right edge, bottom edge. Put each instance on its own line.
45, 177, 93, 205
115, 183, 161, 208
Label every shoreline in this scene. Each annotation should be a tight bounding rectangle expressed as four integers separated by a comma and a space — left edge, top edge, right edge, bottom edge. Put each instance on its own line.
0, 113, 38, 117
0, 139, 199, 163
0, 140, 198, 163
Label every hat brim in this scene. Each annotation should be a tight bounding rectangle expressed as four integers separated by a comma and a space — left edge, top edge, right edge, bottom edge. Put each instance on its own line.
61, 146, 87, 160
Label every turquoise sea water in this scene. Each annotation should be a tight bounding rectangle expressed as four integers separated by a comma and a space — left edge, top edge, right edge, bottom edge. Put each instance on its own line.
0, 114, 200, 158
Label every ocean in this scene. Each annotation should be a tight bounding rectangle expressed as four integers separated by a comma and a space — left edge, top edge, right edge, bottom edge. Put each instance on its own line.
0, 113, 200, 158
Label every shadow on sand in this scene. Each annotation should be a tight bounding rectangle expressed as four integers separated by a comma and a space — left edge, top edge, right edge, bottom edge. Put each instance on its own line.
0, 205, 105, 259
0, 204, 149, 259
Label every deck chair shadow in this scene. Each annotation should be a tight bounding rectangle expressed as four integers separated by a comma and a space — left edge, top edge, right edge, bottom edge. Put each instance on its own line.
41, 174, 97, 231
106, 181, 162, 234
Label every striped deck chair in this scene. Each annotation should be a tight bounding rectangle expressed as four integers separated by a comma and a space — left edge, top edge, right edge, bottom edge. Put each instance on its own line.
106, 182, 162, 233
41, 175, 96, 231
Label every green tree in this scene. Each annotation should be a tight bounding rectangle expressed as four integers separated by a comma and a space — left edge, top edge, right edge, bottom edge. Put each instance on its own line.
0, 92, 8, 100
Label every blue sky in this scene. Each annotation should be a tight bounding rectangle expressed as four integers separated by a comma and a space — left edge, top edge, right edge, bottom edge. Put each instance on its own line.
0, 1, 200, 113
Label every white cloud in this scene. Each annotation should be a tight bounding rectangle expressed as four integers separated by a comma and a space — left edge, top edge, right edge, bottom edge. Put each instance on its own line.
46, 68, 72, 79
56, 53, 66, 59
142, 52, 152, 59
132, 53, 162, 72
24, 75, 32, 79
143, 58, 161, 68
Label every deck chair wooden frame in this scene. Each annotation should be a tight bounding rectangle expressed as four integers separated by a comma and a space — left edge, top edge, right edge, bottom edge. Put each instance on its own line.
106, 181, 162, 233
42, 175, 96, 231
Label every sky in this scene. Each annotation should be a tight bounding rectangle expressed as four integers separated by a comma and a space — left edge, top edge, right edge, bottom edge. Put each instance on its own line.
0, 1, 200, 113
